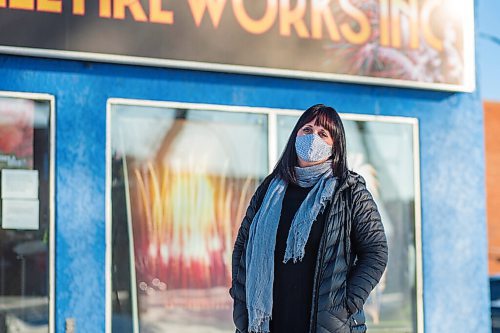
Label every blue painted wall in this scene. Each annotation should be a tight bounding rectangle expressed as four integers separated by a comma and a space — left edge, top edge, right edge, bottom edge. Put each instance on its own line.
0, 5, 490, 331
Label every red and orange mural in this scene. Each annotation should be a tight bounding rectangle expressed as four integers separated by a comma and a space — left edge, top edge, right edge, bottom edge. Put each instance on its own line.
129, 160, 257, 313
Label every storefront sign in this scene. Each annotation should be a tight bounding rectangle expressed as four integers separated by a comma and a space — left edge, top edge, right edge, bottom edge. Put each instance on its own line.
0, 0, 474, 91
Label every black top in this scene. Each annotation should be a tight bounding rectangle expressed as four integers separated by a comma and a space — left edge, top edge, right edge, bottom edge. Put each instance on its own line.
270, 182, 327, 333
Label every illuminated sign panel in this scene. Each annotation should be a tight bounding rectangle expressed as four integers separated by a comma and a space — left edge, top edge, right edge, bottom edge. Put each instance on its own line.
0, 1, 474, 90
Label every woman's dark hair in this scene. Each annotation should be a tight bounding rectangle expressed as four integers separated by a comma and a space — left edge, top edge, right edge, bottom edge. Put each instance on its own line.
272, 104, 348, 183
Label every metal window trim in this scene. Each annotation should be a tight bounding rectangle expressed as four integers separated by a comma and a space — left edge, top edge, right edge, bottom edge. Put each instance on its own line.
413, 119, 424, 333
105, 100, 112, 333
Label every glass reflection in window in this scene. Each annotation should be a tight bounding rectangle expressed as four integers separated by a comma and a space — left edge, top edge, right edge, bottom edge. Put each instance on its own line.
277, 115, 419, 333
110, 104, 268, 333
0, 95, 52, 333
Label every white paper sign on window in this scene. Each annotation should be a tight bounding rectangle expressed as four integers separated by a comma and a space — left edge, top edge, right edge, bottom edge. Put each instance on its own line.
2, 199, 39, 230
1, 169, 39, 199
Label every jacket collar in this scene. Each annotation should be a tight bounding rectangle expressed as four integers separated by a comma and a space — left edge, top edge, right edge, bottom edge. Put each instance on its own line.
336, 170, 364, 194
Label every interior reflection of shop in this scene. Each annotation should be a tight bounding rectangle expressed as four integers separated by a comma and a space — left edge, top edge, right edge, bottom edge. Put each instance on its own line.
0, 93, 54, 333
110, 104, 268, 333
108, 101, 422, 333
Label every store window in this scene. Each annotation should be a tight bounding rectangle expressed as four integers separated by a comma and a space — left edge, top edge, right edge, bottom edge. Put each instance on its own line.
278, 115, 421, 333
0, 93, 54, 332
108, 102, 268, 332
109, 101, 421, 333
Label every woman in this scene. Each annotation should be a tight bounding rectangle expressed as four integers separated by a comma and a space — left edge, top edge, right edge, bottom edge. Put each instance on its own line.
229, 104, 388, 333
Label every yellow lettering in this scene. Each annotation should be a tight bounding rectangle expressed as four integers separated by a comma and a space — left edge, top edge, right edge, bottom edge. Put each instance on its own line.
150, 0, 174, 24
379, 0, 390, 46
188, 0, 226, 27
339, 0, 370, 44
9, 0, 34, 10
114, 0, 148, 21
311, 0, 340, 41
421, 0, 443, 51
279, 0, 309, 38
38, 0, 62, 12
232, 0, 278, 35
99, 0, 112, 17
390, 0, 419, 49
72, 0, 85, 15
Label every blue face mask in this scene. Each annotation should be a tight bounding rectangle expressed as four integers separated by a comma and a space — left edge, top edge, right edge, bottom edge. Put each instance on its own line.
295, 133, 332, 162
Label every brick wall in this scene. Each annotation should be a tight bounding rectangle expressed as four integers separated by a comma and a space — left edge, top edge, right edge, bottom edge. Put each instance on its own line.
485, 101, 500, 274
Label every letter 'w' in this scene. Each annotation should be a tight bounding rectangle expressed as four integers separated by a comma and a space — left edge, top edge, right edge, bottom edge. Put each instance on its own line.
188, 0, 227, 27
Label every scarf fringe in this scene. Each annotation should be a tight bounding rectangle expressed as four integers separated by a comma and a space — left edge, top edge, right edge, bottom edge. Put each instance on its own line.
248, 306, 272, 333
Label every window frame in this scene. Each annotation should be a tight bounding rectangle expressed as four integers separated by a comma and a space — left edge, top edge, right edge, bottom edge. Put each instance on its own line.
105, 99, 423, 333
0, 90, 55, 333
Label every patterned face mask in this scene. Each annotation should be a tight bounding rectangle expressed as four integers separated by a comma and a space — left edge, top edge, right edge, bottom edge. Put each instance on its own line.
295, 133, 333, 162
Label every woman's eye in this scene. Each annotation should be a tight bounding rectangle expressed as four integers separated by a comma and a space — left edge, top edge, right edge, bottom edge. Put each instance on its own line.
320, 132, 327, 137
303, 127, 311, 132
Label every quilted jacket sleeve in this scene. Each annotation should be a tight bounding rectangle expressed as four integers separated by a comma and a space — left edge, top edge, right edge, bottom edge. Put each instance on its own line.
230, 190, 259, 287
229, 175, 272, 299
346, 178, 388, 314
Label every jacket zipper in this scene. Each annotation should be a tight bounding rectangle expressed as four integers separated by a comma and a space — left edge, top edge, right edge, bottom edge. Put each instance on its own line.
308, 184, 346, 333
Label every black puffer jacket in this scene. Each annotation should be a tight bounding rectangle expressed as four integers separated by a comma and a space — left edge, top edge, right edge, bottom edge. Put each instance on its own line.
229, 171, 388, 333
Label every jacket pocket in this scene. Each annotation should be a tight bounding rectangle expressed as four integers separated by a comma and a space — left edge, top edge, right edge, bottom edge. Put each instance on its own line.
327, 307, 350, 325
318, 309, 350, 333
348, 309, 367, 332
